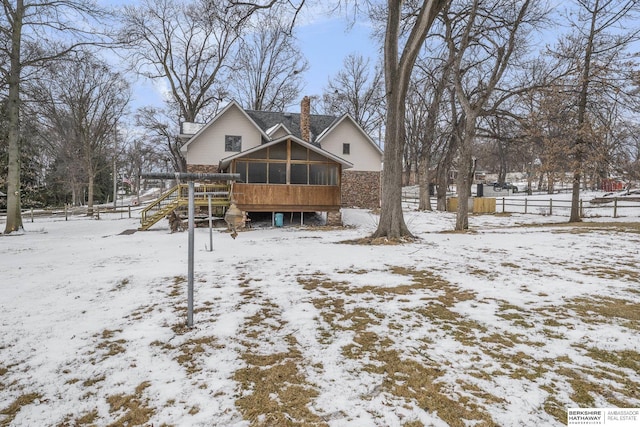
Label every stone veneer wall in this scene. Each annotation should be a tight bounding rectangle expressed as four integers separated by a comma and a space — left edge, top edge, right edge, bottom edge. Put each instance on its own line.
341, 170, 381, 209
326, 211, 342, 226
187, 164, 219, 174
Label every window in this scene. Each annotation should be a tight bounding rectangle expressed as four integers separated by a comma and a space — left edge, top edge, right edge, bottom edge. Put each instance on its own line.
225, 135, 242, 152
343, 143, 350, 155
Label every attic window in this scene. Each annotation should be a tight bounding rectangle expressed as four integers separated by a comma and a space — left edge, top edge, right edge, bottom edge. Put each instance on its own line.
225, 135, 242, 152
343, 143, 350, 155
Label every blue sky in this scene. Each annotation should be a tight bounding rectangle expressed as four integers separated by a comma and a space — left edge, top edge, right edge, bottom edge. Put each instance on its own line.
126, 11, 381, 114
295, 17, 380, 102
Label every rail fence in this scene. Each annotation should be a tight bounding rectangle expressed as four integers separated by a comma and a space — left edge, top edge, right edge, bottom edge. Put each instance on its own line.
0, 204, 140, 223
402, 194, 640, 218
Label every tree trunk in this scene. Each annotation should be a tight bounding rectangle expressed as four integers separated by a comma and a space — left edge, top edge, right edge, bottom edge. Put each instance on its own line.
87, 173, 95, 217
418, 151, 432, 211
372, 0, 447, 239
4, 0, 24, 234
455, 118, 477, 230
374, 88, 412, 238
570, 0, 599, 222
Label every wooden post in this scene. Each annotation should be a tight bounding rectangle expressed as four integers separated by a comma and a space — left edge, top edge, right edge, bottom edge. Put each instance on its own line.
65, 204, 68, 221
502, 197, 505, 213
614, 198, 618, 218
524, 198, 528, 214
31, 207, 34, 223
549, 198, 553, 216
580, 199, 583, 218
96, 206, 100, 220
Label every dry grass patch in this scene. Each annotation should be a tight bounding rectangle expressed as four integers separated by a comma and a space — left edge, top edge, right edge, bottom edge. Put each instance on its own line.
368, 346, 497, 426
0, 392, 41, 427
106, 381, 154, 427
74, 409, 99, 425
234, 334, 322, 425
91, 329, 126, 362
566, 296, 640, 329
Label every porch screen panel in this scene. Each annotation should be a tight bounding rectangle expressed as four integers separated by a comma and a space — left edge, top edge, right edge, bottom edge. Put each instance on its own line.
269, 142, 287, 159
269, 163, 286, 184
290, 163, 308, 184
307, 164, 338, 185
248, 162, 267, 183
236, 161, 247, 183
291, 144, 307, 160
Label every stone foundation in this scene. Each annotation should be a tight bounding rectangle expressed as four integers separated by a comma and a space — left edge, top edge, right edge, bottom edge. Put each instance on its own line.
341, 170, 381, 209
326, 211, 342, 226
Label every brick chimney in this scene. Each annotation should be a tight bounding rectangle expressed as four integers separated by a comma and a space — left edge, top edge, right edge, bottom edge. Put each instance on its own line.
300, 96, 310, 142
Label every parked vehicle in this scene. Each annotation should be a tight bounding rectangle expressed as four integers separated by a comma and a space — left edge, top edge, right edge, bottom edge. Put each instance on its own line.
491, 182, 518, 193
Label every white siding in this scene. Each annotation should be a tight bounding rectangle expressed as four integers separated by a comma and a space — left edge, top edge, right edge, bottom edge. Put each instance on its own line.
320, 119, 382, 172
185, 106, 263, 166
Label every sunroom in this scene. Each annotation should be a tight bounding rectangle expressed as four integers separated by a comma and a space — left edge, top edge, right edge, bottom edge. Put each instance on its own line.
219, 135, 352, 215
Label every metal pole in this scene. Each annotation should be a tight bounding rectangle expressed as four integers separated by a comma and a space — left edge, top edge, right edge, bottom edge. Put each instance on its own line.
208, 195, 213, 252
187, 181, 195, 328
113, 159, 117, 210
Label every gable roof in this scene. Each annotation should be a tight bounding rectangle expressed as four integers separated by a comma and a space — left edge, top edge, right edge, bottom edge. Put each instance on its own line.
245, 110, 337, 145
179, 101, 270, 153
316, 113, 383, 155
219, 135, 353, 171
265, 122, 292, 137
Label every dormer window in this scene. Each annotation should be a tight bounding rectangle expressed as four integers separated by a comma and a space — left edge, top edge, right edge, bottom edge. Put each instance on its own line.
225, 135, 242, 152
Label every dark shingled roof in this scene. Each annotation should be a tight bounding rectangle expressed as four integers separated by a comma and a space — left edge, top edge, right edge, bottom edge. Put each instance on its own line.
245, 110, 338, 145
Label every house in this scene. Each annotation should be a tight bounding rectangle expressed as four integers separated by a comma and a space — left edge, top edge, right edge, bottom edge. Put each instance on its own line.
178, 97, 383, 224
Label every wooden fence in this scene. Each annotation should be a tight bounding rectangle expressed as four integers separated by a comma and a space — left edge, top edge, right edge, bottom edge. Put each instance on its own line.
402, 194, 640, 218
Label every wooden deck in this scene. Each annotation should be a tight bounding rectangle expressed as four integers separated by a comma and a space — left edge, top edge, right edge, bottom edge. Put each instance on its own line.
233, 183, 341, 212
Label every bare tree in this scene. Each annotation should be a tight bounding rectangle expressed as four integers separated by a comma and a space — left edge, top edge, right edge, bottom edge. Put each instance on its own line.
122, 0, 247, 123
559, 0, 640, 221
135, 106, 186, 172
33, 50, 130, 216
323, 53, 385, 136
232, 14, 308, 111
1, 0, 111, 233
445, 0, 538, 230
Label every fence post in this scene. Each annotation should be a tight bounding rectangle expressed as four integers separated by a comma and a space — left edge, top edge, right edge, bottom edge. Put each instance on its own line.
128, 204, 131, 218
502, 197, 505, 213
549, 198, 553, 216
580, 199, 583, 218
31, 207, 34, 223
614, 198, 618, 218
96, 206, 100, 220
65, 204, 68, 221
524, 198, 528, 214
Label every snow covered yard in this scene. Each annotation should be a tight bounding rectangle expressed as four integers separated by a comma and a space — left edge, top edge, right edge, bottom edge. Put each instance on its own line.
1, 208, 639, 426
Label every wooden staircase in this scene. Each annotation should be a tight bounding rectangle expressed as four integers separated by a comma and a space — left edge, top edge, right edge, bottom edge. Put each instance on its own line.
139, 183, 231, 231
